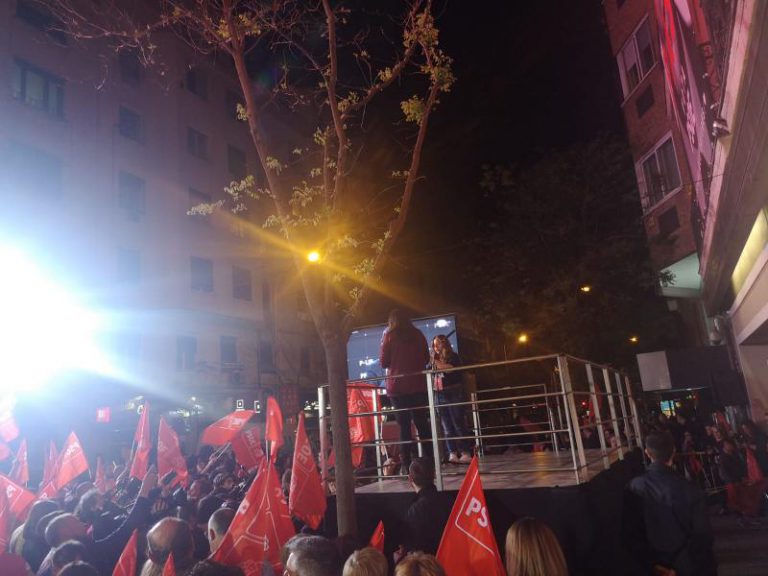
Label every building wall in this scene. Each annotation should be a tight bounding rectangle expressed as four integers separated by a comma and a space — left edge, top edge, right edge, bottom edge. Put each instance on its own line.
0, 0, 324, 411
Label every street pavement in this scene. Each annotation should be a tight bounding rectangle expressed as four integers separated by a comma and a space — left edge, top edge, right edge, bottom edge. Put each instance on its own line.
712, 509, 768, 575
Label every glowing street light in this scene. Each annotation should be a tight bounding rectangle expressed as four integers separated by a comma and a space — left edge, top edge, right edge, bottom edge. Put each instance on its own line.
517, 333, 529, 344
579, 285, 592, 293
629, 335, 639, 344
307, 250, 321, 263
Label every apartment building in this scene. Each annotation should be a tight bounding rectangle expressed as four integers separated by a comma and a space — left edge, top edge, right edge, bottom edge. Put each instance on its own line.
0, 0, 324, 417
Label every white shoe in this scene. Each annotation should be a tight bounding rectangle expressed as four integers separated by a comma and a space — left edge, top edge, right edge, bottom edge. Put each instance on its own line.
448, 452, 460, 464
458, 453, 472, 464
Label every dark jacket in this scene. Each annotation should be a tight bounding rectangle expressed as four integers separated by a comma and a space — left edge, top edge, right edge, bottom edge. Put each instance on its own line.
624, 462, 715, 576
380, 326, 429, 397
402, 484, 450, 555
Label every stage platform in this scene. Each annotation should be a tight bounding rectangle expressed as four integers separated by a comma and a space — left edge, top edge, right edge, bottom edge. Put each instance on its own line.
356, 448, 622, 493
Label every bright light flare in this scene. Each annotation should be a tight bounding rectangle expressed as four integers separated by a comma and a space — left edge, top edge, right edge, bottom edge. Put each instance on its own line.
629, 335, 639, 344
0, 248, 108, 397
517, 333, 529, 344
579, 285, 592, 293
307, 250, 321, 263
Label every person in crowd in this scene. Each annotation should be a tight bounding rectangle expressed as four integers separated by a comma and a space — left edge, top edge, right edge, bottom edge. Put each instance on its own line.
193, 495, 223, 559
380, 309, 432, 474
398, 458, 450, 556
393, 553, 445, 576
57, 562, 98, 576
624, 433, 715, 576
504, 517, 567, 576
342, 547, 388, 576
718, 438, 767, 521
430, 335, 473, 464
741, 420, 768, 474
283, 535, 341, 576
187, 478, 214, 509
14, 500, 60, 566
141, 517, 197, 576
51, 541, 90, 576
189, 560, 245, 576
207, 508, 236, 554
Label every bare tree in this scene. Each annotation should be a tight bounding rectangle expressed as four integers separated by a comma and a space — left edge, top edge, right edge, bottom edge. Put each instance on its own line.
41, 0, 453, 535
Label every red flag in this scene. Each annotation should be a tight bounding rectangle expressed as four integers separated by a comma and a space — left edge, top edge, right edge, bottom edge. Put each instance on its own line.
231, 425, 265, 470
369, 521, 385, 552
289, 413, 326, 529
746, 449, 764, 483
0, 481, 10, 554
214, 460, 295, 572
130, 404, 150, 480
157, 418, 188, 487
162, 553, 176, 576
94, 457, 107, 493
0, 475, 36, 521
436, 457, 505, 576
9, 440, 28, 486
0, 411, 19, 443
56, 432, 90, 490
43, 441, 58, 486
201, 410, 256, 446
0, 442, 10, 462
348, 384, 378, 468
265, 397, 284, 462
112, 529, 138, 576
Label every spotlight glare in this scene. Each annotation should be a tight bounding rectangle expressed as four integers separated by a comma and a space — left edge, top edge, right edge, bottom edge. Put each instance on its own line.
307, 250, 320, 263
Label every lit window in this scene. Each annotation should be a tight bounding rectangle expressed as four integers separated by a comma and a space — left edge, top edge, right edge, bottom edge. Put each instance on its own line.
617, 18, 655, 97
12, 60, 64, 117
232, 266, 252, 301
191, 256, 213, 292
639, 136, 682, 210
176, 335, 197, 370
187, 127, 208, 159
118, 106, 142, 141
186, 67, 207, 99
117, 248, 141, 283
118, 172, 145, 218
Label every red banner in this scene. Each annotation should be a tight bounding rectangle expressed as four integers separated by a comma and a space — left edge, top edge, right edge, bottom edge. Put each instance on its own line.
348, 384, 378, 467
201, 411, 256, 446
112, 529, 138, 576
436, 457, 505, 576
162, 553, 176, 576
231, 425, 265, 470
289, 413, 326, 530
130, 405, 150, 480
265, 397, 284, 462
9, 439, 28, 486
0, 475, 36, 521
43, 441, 58, 487
157, 418, 188, 487
214, 460, 295, 573
55, 432, 89, 491
369, 521, 385, 553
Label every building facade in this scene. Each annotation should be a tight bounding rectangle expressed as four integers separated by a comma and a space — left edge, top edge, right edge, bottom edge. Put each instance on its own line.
0, 0, 324, 418
605, 0, 768, 423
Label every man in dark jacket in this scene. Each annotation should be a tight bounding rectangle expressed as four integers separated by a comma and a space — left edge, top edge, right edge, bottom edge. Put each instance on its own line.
380, 309, 431, 473
624, 433, 716, 576
401, 458, 450, 555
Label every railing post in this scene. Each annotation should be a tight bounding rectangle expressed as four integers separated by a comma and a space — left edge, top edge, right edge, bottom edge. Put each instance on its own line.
544, 383, 559, 454
625, 375, 643, 450
318, 385, 329, 493
471, 391, 484, 456
602, 368, 624, 460
558, 356, 586, 483
425, 371, 444, 491
614, 372, 633, 449
586, 364, 609, 469
372, 388, 383, 485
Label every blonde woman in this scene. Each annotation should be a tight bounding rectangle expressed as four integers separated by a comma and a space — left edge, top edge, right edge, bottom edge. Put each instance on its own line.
394, 553, 446, 576
343, 547, 388, 576
505, 517, 568, 576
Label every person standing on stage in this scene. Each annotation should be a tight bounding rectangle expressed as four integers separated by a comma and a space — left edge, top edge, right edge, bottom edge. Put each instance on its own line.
431, 335, 473, 464
380, 309, 432, 474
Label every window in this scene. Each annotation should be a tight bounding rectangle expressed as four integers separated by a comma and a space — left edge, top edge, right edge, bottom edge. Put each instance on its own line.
226, 90, 242, 120
3, 141, 62, 197
658, 206, 681, 237
188, 188, 212, 223
232, 266, 252, 301
220, 336, 238, 365
617, 18, 655, 97
187, 128, 208, 159
635, 85, 655, 118
258, 341, 274, 370
118, 50, 142, 85
118, 172, 145, 218
262, 280, 272, 314
16, 0, 67, 44
118, 106, 142, 141
117, 248, 141, 283
190, 256, 213, 292
227, 145, 247, 180
12, 60, 64, 117
186, 67, 207, 99
639, 136, 682, 209
176, 336, 197, 370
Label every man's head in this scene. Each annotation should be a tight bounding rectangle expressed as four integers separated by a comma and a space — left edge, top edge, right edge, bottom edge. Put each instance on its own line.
408, 457, 434, 492
284, 535, 341, 576
197, 494, 224, 527
207, 507, 235, 553
52, 540, 90, 576
644, 432, 675, 464
189, 478, 213, 502
146, 517, 195, 568
45, 514, 88, 547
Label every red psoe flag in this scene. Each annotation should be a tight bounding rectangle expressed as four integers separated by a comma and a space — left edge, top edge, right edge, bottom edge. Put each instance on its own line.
347, 384, 377, 468
112, 529, 138, 576
231, 426, 265, 470
436, 457, 505, 576
214, 460, 295, 573
0, 475, 36, 521
56, 432, 90, 491
9, 439, 28, 486
0, 482, 9, 554
43, 441, 58, 486
265, 397, 284, 462
0, 410, 19, 443
289, 413, 326, 530
157, 418, 188, 487
161, 553, 176, 576
369, 521, 385, 553
130, 404, 150, 480
201, 410, 255, 446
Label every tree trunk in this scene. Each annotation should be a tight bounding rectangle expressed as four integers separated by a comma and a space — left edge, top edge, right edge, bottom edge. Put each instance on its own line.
321, 330, 357, 537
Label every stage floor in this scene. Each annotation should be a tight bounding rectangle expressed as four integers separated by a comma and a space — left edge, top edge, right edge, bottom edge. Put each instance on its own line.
356, 448, 624, 493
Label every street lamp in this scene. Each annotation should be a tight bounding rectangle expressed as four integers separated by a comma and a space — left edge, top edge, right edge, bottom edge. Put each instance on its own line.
579, 285, 592, 293
517, 333, 529, 344
629, 335, 639, 344
307, 250, 321, 263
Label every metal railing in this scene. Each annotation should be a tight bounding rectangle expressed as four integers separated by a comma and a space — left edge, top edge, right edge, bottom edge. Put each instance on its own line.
317, 354, 642, 491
